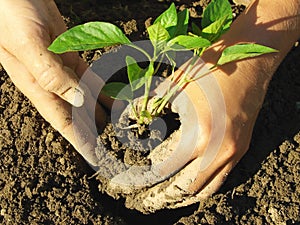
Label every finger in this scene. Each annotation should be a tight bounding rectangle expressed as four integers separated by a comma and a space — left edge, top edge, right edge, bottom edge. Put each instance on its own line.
135, 140, 237, 212
41, 0, 117, 111
128, 133, 234, 212
0, 48, 99, 166
45, 52, 107, 131
60, 50, 123, 114
127, 155, 229, 212
149, 69, 212, 178
170, 164, 232, 209
0, 17, 84, 107
79, 66, 125, 110
57, 47, 119, 114
151, 58, 226, 180
80, 83, 107, 131
72, 107, 100, 166
126, 157, 204, 213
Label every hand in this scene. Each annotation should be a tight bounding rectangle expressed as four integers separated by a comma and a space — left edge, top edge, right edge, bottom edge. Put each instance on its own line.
109, 56, 260, 212
111, 0, 300, 212
0, 0, 106, 166
123, 57, 262, 212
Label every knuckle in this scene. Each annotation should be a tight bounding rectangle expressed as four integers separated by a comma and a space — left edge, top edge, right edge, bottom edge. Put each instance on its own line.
37, 66, 62, 92
224, 141, 238, 159
14, 35, 31, 50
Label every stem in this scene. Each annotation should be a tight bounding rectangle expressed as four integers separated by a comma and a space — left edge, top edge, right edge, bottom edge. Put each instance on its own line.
139, 61, 154, 123
153, 54, 164, 75
126, 43, 160, 124
198, 47, 207, 56
155, 54, 199, 115
187, 66, 218, 82
129, 100, 139, 121
166, 64, 176, 93
127, 43, 152, 62
141, 77, 152, 111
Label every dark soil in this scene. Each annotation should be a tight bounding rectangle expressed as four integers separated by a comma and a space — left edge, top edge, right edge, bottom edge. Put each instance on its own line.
99, 106, 180, 166
0, 0, 299, 224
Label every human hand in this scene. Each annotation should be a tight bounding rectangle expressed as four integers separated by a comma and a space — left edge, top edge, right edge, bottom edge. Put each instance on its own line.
109, 0, 300, 212
122, 57, 262, 212
0, 0, 106, 166
108, 56, 259, 212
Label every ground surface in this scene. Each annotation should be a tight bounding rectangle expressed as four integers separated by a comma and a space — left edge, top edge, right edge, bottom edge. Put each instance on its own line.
0, 0, 299, 224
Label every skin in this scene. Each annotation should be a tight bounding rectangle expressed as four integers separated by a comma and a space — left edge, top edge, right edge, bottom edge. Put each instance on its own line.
142, 0, 300, 208
0, 0, 299, 208
0, 0, 107, 166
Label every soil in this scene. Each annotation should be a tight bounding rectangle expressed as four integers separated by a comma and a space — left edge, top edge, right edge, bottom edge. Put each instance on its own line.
0, 0, 299, 224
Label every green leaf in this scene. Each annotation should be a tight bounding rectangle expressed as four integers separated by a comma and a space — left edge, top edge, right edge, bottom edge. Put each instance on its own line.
144, 62, 154, 80
126, 56, 146, 91
217, 43, 278, 65
140, 110, 152, 119
147, 23, 170, 52
201, 14, 231, 42
168, 9, 189, 37
192, 22, 202, 36
101, 82, 133, 101
201, 0, 232, 30
168, 35, 211, 50
48, 22, 131, 54
176, 9, 189, 35
154, 3, 177, 30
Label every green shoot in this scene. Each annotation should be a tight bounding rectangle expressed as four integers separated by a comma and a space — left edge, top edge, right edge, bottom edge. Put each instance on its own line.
48, 0, 277, 126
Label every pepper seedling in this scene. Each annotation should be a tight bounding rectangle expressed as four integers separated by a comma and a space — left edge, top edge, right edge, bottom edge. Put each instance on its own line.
48, 0, 277, 125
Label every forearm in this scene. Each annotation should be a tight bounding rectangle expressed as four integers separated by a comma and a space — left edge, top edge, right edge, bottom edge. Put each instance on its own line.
229, 0, 299, 60
201, 0, 300, 117
204, 0, 300, 67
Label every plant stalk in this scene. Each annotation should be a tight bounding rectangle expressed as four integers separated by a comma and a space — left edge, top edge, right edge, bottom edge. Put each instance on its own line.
129, 100, 139, 121
127, 43, 152, 62
139, 61, 154, 124
155, 54, 199, 115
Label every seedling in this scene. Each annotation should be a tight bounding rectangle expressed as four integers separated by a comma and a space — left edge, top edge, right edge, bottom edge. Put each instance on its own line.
48, 0, 277, 125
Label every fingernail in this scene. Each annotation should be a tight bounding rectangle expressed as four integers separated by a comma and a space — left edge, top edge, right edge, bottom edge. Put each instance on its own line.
63, 86, 85, 107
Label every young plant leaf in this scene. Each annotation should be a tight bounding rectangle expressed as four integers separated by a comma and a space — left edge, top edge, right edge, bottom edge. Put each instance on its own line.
201, 14, 231, 42
168, 35, 211, 50
126, 56, 146, 91
168, 9, 190, 37
217, 43, 278, 65
48, 22, 131, 54
147, 23, 170, 52
191, 22, 202, 36
154, 3, 177, 31
101, 82, 133, 101
201, 0, 232, 30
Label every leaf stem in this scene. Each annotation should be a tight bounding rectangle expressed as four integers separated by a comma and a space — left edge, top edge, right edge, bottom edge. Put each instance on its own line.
155, 54, 199, 115
153, 54, 164, 75
139, 61, 154, 124
127, 43, 152, 62
129, 100, 139, 121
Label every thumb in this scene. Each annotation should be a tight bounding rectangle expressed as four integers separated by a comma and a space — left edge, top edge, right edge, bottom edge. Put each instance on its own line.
0, 0, 85, 107
23, 41, 85, 107
2, 29, 84, 107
